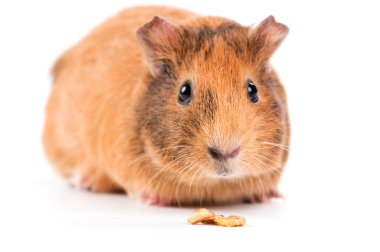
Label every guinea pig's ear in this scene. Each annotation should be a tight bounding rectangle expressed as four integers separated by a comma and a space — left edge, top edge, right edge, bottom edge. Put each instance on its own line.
249, 16, 289, 63
136, 16, 180, 77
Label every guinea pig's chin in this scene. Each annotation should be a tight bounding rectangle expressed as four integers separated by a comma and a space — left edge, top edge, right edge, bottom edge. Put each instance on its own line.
207, 172, 244, 180
205, 166, 246, 180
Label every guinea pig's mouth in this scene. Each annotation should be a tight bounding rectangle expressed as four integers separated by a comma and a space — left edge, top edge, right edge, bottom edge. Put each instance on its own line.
207, 161, 244, 179
214, 163, 234, 177
208, 171, 243, 180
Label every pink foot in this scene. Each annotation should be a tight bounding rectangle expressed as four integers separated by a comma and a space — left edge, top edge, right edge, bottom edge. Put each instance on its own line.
68, 173, 92, 191
243, 191, 284, 203
140, 192, 172, 206
79, 177, 92, 191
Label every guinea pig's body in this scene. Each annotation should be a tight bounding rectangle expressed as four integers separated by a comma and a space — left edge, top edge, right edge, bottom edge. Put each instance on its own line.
43, 6, 290, 205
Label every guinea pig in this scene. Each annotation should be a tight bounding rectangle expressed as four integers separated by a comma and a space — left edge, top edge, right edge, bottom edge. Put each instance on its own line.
43, 6, 290, 205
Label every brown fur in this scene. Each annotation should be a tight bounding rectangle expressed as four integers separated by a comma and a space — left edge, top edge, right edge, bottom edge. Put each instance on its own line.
43, 6, 290, 205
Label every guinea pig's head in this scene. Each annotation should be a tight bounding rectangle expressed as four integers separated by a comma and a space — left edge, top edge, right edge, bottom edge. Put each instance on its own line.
136, 15, 289, 182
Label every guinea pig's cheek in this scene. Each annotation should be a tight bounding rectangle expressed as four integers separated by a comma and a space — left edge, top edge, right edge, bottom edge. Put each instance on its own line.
143, 140, 167, 167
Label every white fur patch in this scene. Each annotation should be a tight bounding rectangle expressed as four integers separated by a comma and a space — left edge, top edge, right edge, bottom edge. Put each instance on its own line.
68, 171, 82, 188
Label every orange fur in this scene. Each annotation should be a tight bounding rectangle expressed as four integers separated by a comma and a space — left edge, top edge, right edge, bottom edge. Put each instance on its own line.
43, 6, 290, 205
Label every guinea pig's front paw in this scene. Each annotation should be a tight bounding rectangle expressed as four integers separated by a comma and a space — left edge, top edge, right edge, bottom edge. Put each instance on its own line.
68, 169, 123, 193
243, 190, 284, 204
140, 192, 172, 206
68, 172, 91, 191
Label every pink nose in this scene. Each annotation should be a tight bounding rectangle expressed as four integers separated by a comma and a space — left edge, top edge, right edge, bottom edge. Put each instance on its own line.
208, 146, 241, 160
227, 146, 241, 159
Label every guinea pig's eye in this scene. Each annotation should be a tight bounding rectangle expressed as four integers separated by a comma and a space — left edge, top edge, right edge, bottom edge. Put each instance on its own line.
178, 80, 192, 105
247, 79, 259, 103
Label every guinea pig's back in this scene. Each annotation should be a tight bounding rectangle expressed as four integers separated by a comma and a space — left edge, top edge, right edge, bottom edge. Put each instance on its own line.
50, 7, 197, 138
52, 6, 197, 87
44, 6, 197, 175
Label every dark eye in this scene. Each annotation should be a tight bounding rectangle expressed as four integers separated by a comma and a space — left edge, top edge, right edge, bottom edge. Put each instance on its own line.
247, 79, 259, 103
178, 80, 192, 105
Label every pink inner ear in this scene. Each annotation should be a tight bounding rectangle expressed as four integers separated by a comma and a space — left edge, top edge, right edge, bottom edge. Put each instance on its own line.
251, 15, 289, 59
256, 15, 289, 44
136, 16, 181, 76
137, 16, 180, 49
258, 15, 276, 29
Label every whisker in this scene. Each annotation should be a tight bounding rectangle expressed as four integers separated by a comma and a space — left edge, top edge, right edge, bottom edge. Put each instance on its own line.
174, 162, 197, 204
260, 141, 290, 151
139, 152, 193, 194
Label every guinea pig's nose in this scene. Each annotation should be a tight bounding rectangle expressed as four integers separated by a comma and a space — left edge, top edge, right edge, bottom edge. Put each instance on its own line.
208, 146, 241, 160
208, 147, 223, 160
228, 146, 241, 159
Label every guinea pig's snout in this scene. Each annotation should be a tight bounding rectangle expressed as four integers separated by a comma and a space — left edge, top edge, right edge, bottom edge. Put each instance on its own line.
207, 145, 241, 177
208, 146, 241, 161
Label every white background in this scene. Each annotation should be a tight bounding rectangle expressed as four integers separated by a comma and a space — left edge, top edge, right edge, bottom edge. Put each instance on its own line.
1, 0, 379, 251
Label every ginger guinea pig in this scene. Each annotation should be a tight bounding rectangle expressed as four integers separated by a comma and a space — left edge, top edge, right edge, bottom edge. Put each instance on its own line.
43, 6, 290, 205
